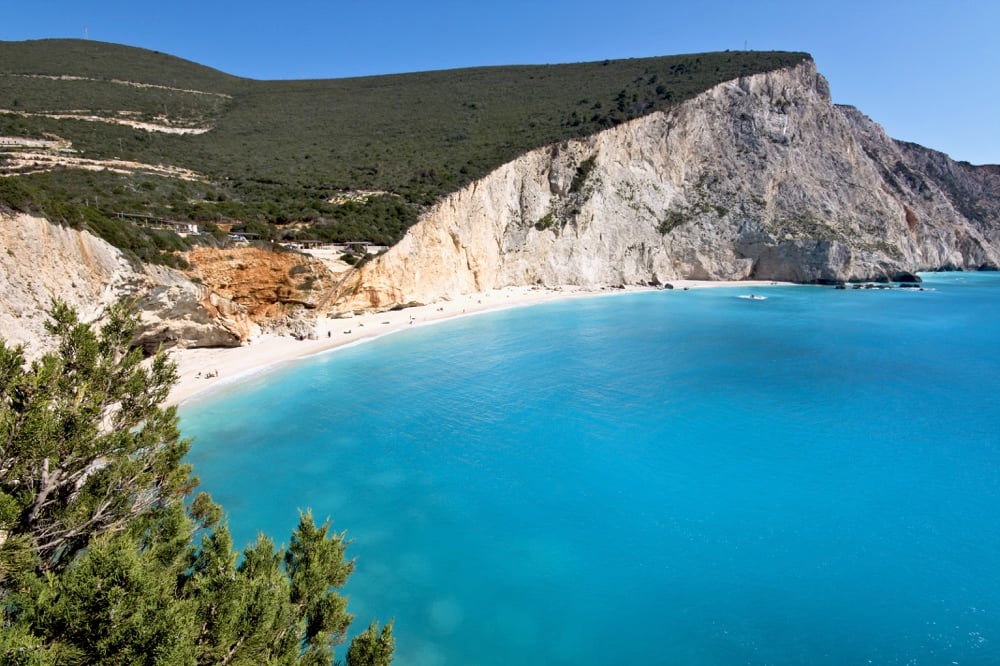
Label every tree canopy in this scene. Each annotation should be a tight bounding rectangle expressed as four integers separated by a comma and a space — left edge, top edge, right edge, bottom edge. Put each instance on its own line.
0, 301, 392, 665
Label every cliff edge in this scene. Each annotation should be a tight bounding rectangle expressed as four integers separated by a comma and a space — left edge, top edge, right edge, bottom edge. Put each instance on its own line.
334, 60, 999, 311
0, 212, 252, 356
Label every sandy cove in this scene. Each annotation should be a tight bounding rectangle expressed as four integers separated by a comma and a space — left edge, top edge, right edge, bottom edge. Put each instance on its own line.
167, 280, 787, 406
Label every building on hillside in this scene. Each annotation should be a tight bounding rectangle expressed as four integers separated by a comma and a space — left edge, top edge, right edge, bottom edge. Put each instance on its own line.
117, 213, 200, 236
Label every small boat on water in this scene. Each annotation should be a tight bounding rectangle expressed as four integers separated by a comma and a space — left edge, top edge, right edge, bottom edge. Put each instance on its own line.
739, 294, 768, 300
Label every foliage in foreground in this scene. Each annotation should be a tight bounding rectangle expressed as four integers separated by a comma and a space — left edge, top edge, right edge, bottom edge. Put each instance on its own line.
0, 302, 392, 665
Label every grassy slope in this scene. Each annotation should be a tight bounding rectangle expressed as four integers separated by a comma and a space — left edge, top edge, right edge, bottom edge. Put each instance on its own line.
0, 38, 244, 91
0, 39, 810, 255
210, 51, 810, 194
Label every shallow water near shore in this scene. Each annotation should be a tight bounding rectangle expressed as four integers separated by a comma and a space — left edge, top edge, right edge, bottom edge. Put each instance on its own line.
180, 273, 1000, 665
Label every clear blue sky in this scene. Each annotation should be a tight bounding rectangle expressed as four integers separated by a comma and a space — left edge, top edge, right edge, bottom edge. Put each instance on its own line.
4, 0, 997, 164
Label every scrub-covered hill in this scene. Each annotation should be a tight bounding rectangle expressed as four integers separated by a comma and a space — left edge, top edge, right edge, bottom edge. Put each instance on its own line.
0, 39, 809, 260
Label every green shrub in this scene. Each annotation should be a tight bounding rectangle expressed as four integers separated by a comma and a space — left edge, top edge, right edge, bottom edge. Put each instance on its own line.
657, 210, 688, 234
533, 213, 555, 231
570, 155, 598, 194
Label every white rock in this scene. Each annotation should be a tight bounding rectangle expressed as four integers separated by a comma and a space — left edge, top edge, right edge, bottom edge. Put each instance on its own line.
335, 60, 998, 311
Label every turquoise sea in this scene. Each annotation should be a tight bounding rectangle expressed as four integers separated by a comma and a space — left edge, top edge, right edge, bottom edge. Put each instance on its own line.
179, 273, 1000, 665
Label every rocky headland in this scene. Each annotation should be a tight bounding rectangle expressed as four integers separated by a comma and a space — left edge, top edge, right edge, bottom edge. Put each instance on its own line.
333, 60, 998, 312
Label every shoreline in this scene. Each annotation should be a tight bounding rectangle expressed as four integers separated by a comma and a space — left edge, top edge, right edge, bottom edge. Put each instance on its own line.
166, 280, 786, 407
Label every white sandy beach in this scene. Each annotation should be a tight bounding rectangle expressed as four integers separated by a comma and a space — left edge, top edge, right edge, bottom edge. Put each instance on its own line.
167, 280, 786, 406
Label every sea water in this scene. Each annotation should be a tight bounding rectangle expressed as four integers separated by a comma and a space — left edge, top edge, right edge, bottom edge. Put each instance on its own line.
179, 273, 1000, 665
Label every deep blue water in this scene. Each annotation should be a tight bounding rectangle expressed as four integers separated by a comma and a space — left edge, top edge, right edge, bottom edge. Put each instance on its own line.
180, 273, 1000, 665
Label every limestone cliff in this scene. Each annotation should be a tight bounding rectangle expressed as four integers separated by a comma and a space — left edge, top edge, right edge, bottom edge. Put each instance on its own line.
0, 212, 251, 356
334, 60, 999, 311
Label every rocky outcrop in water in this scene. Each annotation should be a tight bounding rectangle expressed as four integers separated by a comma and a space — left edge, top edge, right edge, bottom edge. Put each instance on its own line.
334, 60, 999, 311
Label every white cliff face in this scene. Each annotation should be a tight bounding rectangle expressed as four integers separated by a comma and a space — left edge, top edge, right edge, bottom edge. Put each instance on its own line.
1, 213, 137, 351
336, 60, 999, 311
0, 212, 250, 356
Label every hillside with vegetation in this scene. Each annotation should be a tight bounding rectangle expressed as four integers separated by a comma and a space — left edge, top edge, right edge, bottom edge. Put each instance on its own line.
0, 39, 810, 264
